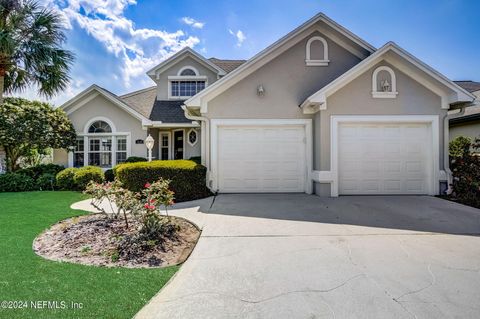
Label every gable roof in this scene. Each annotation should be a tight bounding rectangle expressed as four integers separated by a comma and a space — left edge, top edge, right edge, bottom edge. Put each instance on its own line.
146, 47, 226, 80
61, 84, 149, 122
454, 81, 480, 93
209, 58, 246, 73
184, 12, 376, 112
300, 42, 475, 112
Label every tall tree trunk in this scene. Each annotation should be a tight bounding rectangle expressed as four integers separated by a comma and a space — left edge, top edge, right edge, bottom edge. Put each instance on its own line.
4, 146, 20, 172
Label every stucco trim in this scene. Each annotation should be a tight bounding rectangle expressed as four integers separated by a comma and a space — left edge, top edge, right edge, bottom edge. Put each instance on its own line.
210, 119, 313, 194
301, 42, 475, 113
185, 12, 376, 112
322, 115, 440, 197
371, 66, 398, 98
305, 36, 329, 66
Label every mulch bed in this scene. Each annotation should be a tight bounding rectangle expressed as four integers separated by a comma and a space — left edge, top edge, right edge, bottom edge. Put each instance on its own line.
34, 214, 200, 268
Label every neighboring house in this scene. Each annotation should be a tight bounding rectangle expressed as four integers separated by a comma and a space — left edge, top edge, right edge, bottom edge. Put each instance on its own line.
55, 13, 475, 197
450, 81, 480, 141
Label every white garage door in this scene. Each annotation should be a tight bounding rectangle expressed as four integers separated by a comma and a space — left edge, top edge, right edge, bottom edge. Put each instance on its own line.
338, 123, 432, 195
217, 126, 306, 192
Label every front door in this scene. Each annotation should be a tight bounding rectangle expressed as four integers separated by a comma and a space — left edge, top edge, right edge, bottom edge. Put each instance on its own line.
173, 130, 184, 159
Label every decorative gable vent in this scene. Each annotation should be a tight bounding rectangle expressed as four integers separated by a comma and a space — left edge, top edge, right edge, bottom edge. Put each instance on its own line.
305, 36, 329, 66
372, 66, 398, 98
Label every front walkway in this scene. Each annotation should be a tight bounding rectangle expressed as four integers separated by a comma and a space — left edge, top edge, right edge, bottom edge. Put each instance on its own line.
74, 194, 480, 318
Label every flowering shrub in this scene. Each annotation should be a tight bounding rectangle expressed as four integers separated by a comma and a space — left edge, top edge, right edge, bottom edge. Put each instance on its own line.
84, 178, 176, 233
450, 137, 480, 208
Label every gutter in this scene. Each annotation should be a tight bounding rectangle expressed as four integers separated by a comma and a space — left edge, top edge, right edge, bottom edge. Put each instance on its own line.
181, 105, 211, 188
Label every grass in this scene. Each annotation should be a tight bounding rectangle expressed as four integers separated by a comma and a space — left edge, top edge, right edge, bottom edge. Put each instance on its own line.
0, 191, 178, 319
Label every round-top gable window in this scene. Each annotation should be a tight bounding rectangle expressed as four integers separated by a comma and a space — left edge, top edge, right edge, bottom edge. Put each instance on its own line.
180, 68, 197, 76
88, 120, 112, 133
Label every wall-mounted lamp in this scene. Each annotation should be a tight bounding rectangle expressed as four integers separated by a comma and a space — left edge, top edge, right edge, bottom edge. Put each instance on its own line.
257, 85, 265, 97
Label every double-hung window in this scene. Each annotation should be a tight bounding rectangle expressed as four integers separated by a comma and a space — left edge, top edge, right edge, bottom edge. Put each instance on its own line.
169, 67, 207, 98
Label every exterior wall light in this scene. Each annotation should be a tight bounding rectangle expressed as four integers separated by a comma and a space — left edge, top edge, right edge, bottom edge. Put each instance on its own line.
257, 85, 265, 97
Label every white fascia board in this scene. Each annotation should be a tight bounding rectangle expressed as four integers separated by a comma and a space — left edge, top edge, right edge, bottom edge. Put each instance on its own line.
62, 84, 148, 123
302, 42, 475, 112
146, 47, 225, 79
185, 12, 376, 109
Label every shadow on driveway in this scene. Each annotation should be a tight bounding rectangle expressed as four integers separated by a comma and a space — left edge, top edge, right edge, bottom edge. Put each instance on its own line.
202, 194, 480, 236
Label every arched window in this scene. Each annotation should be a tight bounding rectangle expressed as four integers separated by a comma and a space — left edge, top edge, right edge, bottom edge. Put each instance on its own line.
372, 66, 398, 98
180, 68, 197, 76
305, 36, 329, 66
88, 120, 112, 133
177, 66, 199, 76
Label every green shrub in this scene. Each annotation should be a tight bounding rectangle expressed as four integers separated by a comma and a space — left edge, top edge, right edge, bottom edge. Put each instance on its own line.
125, 156, 147, 163
0, 173, 35, 192
36, 173, 56, 191
73, 166, 104, 190
116, 160, 210, 202
16, 163, 64, 180
189, 156, 201, 164
56, 167, 78, 190
104, 169, 115, 182
449, 136, 472, 158
450, 137, 480, 208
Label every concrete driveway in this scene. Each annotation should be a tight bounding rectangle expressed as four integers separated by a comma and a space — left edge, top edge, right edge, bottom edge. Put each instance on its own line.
135, 194, 480, 319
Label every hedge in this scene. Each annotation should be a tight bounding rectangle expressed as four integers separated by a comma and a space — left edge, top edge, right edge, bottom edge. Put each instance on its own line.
0, 173, 35, 192
16, 164, 64, 180
56, 168, 78, 190
125, 156, 147, 163
115, 160, 210, 202
73, 166, 104, 190
56, 166, 104, 190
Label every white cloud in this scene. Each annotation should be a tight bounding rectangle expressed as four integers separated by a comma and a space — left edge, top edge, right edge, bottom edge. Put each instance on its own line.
181, 17, 205, 29
228, 29, 246, 47
45, 0, 200, 87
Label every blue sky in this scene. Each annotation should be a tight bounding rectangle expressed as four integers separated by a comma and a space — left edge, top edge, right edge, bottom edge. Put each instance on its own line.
32, 0, 480, 106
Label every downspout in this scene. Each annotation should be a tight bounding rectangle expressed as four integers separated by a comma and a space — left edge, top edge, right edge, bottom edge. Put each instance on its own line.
181, 105, 211, 188
443, 107, 465, 195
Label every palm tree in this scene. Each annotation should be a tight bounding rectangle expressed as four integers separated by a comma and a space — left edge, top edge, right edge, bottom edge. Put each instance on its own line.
0, 0, 74, 104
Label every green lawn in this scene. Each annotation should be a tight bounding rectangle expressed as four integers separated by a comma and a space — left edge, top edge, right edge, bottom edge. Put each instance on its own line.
0, 191, 178, 319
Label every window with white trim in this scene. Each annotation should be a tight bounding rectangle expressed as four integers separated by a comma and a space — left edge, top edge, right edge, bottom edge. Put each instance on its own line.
116, 137, 127, 164
73, 138, 84, 167
171, 80, 206, 97
73, 119, 128, 168
305, 36, 329, 66
180, 68, 196, 76
187, 129, 198, 146
372, 66, 398, 98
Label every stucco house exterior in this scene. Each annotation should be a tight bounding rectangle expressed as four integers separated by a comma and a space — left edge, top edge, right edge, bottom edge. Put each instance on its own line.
55, 13, 476, 197
449, 81, 480, 141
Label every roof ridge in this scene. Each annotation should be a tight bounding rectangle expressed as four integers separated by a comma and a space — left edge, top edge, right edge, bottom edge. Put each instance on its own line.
119, 86, 156, 98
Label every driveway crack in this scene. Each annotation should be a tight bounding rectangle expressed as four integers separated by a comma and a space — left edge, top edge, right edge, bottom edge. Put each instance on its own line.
394, 264, 436, 302
158, 274, 365, 305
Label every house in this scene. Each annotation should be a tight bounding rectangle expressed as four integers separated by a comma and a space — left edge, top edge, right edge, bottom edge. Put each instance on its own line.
450, 81, 480, 141
55, 13, 475, 197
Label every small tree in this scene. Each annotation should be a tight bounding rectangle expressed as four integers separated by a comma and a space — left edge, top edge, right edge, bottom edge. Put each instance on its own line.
0, 97, 76, 171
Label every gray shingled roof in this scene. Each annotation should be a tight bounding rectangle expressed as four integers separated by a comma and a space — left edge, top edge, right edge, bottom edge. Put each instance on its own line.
148, 100, 190, 122
209, 58, 246, 73
120, 86, 157, 118
454, 81, 480, 93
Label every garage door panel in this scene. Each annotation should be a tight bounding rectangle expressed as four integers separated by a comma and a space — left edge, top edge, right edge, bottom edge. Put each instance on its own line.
339, 123, 431, 195
218, 125, 306, 193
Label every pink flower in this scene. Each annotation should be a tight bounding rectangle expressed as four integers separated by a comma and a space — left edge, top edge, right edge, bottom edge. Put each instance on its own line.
144, 182, 151, 189
144, 203, 155, 210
